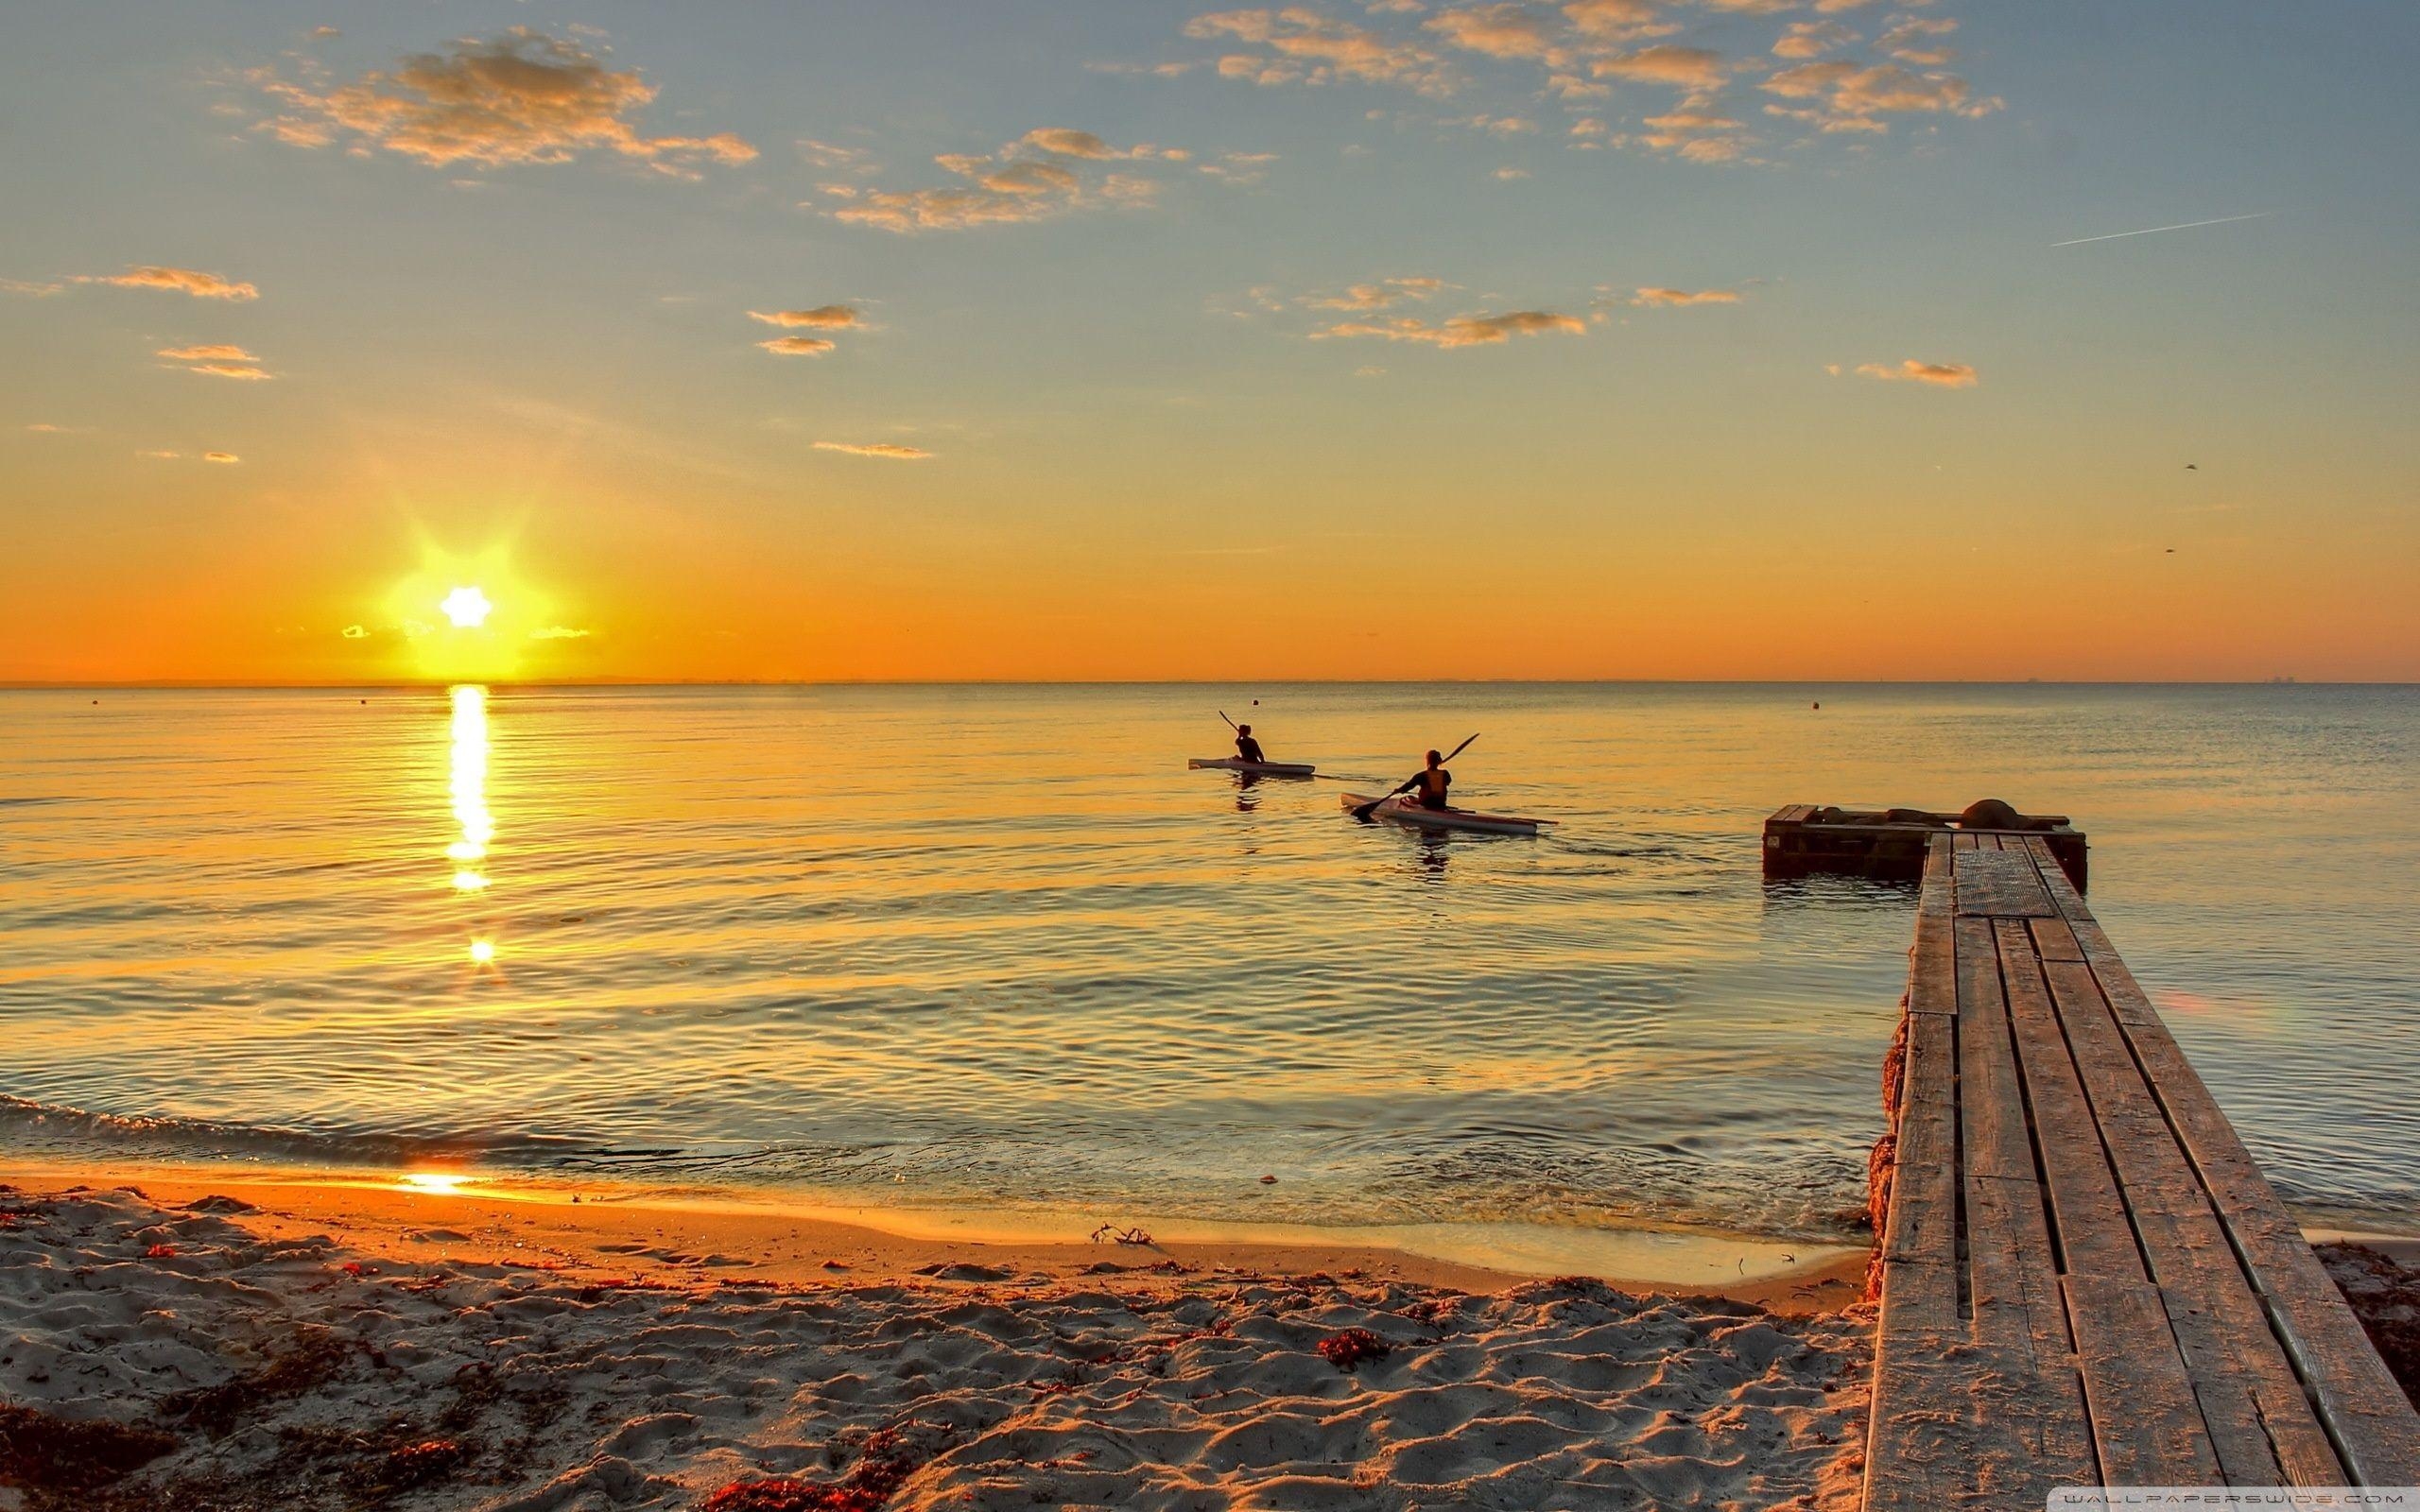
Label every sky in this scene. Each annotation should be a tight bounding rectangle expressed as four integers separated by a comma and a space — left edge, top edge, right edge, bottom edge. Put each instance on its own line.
4, 1, 2416, 683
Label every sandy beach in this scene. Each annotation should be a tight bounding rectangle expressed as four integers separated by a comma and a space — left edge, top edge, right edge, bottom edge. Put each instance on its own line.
1, 1167, 1875, 1511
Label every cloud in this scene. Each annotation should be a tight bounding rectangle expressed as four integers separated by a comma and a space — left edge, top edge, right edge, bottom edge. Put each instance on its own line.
1562, 0, 1677, 43
341, 624, 369, 639
1303, 276, 1444, 311
1772, 21, 1855, 59
832, 134, 1167, 233
1636, 109, 1751, 161
75, 266, 258, 301
157, 343, 259, 362
797, 138, 877, 173
3, 277, 67, 297
25, 422, 88, 434
1312, 309, 1584, 348
529, 626, 593, 640
1763, 59, 2000, 130
1018, 127, 1187, 162
1630, 286, 1740, 305
1592, 45, 1726, 90
137, 450, 182, 459
814, 441, 933, 459
1425, 5, 1564, 63
251, 28, 757, 175
757, 335, 838, 357
1855, 358, 1978, 387
183, 363, 276, 380
1185, 9, 1450, 92
203, 451, 241, 463
749, 306, 860, 330
1876, 16, 1958, 66
1198, 150, 1280, 185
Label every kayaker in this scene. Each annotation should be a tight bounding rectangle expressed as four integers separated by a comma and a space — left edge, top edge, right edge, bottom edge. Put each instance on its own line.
1234, 724, 1268, 765
1391, 749, 1452, 811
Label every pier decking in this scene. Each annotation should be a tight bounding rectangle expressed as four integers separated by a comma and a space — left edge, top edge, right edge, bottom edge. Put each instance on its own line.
1862, 832, 2418, 1507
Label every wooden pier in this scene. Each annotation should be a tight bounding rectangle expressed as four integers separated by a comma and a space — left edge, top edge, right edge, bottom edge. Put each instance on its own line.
1765, 803, 2089, 890
1862, 832, 2418, 1507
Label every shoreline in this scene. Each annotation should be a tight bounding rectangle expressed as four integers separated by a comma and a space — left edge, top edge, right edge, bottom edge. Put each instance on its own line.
0, 1159, 1869, 1314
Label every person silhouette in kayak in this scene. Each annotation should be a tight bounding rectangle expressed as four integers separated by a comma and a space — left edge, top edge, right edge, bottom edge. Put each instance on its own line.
1392, 749, 1452, 810
1234, 724, 1268, 764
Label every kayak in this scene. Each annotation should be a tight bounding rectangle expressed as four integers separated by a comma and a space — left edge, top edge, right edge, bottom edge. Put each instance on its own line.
1191, 757, 1317, 778
1340, 793, 1544, 836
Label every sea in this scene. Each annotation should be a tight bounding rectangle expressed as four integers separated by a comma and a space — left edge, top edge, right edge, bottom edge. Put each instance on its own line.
3, 683, 2414, 1258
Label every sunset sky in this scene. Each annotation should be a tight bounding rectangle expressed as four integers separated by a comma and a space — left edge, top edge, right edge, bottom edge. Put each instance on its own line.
5, 2, 2415, 683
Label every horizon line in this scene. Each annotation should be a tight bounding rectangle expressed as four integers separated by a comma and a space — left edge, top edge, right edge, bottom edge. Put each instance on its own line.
1, 676, 2390, 692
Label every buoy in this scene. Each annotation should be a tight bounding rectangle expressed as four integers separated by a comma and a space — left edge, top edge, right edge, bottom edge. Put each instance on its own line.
1812, 701, 1821, 710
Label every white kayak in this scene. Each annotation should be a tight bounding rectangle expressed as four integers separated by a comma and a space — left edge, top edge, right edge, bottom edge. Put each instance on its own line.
1191, 757, 1317, 778
1341, 793, 1544, 835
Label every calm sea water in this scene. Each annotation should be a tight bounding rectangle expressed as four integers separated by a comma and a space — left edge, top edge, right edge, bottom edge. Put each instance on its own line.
2, 684, 2414, 1243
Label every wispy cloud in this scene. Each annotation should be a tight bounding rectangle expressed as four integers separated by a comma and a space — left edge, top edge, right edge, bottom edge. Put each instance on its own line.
1593, 45, 1728, 90
529, 626, 593, 640
1312, 309, 1584, 348
203, 451, 241, 464
1630, 286, 1741, 306
1854, 358, 1978, 387
1302, 276, 1444, 311
749, 306, 861, 330
251, 27, 756, 176
757, 335, 838, 357
828, 130, 1171, 233
1169, 3, 2003, 164
157, 343, 260, 362
3, 277, 67, 298
75, 266, 258, 301
814, 440, 933, 459
1186, 8, 1451, 93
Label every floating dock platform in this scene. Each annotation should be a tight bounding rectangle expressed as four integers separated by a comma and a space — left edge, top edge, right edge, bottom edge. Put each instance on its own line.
1765, 803, 2089, 890
1860, 832, 2418, 1508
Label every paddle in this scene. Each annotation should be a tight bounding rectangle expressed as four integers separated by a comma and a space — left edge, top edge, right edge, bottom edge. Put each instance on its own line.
1219, 711, 1238, 730
1353, 733, 1478, 820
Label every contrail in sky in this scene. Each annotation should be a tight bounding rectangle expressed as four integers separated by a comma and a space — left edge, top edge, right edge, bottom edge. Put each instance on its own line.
2051, 212, 2274, 248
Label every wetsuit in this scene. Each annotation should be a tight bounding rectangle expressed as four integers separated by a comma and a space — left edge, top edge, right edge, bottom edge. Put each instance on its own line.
1405, 766, 1451, 810
1236, 735, 1267, 764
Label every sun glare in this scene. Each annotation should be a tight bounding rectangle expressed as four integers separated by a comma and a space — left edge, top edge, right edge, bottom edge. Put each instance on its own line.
441, 585, 493, 628
399, 1171, 468, 1196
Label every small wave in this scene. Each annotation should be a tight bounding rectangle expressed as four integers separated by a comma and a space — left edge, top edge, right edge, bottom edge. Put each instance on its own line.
0, 1094, 613, 1170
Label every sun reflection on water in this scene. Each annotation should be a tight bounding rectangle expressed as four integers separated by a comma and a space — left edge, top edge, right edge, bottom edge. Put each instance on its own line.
449, 686, 497, 959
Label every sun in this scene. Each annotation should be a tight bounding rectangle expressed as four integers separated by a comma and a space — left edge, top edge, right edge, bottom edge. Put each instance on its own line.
440, 585, 493, 628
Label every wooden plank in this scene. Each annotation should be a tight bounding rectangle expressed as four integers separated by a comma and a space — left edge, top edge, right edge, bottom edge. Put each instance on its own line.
1995, 931, 2144, 1281
1954, 832, 1982, 852
1918, 833, 1955, 916
1773, 802, 1817, 825
1908, 838, 1957, 1016
1881, 1008, 1959, 1267
2065, 1272, 2224, 1486
2114, 1009, 2420, 1485
1867, 1253, 2095, 1512
2042, 957, 2336, 1485
1954, 849, 2055, 918
2022, 834, 2418, 1483
2031, 917, 2084, 963
1959, 919, 2032, 1180
1965, 1173, 2074, 1370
